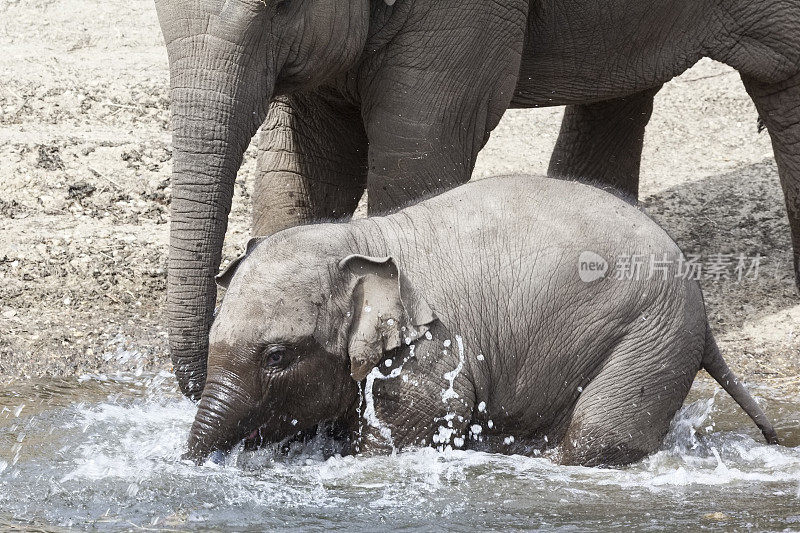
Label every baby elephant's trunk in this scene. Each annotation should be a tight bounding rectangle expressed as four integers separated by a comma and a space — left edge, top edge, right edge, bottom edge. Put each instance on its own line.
184, 381, 253, 464
702, 324, 780, 445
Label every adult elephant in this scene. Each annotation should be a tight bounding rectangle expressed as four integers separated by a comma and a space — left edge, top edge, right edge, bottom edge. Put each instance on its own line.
155, 0, 800, 400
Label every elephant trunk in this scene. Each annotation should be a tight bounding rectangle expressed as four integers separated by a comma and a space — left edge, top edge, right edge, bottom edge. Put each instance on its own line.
167, 135, 237, 400
185, 378, 254, 464
158, 1, 274, 399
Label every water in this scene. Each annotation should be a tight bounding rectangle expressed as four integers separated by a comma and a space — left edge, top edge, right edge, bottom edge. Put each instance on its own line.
1, 373, 799, 531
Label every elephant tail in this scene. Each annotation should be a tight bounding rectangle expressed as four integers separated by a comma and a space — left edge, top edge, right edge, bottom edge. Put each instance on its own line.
702, 324, 780, 445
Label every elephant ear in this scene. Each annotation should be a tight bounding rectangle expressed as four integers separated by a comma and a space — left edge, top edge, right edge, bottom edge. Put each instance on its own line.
215, 237, 267, 289
339, 255, 436, 381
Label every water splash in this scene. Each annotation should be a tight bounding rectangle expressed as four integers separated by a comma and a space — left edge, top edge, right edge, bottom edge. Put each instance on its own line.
0, 375, 798, 530
441, 335, 465, 403
363, 367, 395, 448
360, 345, 417, 450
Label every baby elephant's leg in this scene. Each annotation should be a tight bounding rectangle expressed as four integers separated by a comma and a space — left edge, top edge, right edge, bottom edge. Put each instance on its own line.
356, 327, 476, 454
559, 330, 703, 467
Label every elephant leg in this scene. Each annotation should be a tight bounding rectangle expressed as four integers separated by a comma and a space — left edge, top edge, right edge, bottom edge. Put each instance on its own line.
548, 87, 661, 198
702, 0, 800, 290
361, 1, 528, 214
741, 73, 800, 292
559, 331, 700, 467
252, 90, 368, 237
357, 324, 475, 454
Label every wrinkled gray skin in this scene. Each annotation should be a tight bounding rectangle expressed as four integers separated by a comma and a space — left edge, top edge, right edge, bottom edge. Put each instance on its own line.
155, 0, 800, 400
186, 175, 779, 467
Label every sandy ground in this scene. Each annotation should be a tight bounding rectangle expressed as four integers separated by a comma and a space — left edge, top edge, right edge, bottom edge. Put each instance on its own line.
1, 0, 798, 394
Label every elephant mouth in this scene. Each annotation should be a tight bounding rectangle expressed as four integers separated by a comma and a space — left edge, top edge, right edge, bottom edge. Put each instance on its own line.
241, 421, 350, 454
243, 426, 268, 451
241, 422, 299, 452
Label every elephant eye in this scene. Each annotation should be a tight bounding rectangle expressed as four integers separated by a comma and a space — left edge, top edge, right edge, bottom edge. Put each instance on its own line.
264, 345, 287, 367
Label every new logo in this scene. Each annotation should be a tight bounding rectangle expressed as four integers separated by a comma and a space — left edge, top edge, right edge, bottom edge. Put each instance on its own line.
578, 251, 608, 282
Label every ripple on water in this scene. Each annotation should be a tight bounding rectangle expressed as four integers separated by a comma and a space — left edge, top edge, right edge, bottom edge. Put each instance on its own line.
0, 375, 798, 530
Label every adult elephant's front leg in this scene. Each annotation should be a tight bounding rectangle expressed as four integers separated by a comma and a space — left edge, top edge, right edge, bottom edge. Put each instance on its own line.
365, 119, 484, 213
252, 90, 368, 237
361, 1, 528, 213
548, 87, 661, 198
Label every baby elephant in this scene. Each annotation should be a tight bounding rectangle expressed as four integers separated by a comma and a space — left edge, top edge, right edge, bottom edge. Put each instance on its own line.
186, 175, 778, 466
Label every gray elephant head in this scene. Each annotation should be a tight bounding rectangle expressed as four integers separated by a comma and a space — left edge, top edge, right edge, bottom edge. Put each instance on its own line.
155, 0, 372, 399
185, 231, 435, 463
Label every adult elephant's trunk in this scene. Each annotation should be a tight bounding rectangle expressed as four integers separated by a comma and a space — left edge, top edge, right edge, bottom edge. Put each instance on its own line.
185, 377, 254, 463
156, 0, 273, 399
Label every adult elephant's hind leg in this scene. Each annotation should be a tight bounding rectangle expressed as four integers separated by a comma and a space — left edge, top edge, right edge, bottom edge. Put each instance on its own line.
559, 330, 701, 467
742, 73, 800, 292
548, 87, 661, 198
252, 90, 368, 237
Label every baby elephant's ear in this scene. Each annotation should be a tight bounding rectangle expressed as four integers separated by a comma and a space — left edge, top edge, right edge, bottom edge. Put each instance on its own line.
215, 237, 267, 289
339, 255, 436, 381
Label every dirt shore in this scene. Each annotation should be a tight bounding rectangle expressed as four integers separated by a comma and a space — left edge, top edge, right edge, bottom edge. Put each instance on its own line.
1, 0, 798, 393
